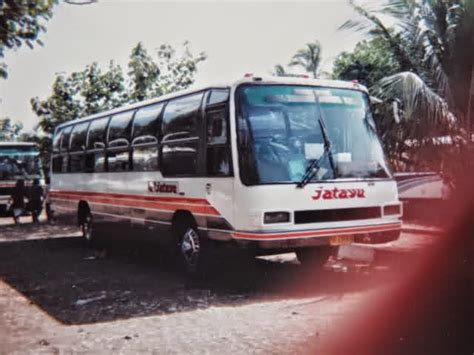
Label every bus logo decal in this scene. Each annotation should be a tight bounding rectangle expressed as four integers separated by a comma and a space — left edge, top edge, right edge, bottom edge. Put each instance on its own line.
312, 187, 365, 200
148, 181, 179, 194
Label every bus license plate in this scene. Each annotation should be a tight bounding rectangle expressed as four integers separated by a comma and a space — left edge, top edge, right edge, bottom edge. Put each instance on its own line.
329, 234, 354, 246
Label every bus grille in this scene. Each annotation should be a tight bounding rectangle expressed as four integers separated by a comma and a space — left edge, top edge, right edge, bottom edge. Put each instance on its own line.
294, 207, 382, 224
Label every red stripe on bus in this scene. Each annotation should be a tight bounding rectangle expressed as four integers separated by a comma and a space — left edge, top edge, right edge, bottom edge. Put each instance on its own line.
50, 190, 210, 205
50, 191, 220, 216
231, 222, 401, 240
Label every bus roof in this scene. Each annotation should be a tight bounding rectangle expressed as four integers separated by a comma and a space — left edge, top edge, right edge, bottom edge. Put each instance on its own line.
55, 76, 368, 131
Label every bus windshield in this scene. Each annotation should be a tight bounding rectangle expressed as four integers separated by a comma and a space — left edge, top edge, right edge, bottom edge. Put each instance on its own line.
236, 85, 391, 185
0, 145, 43, 180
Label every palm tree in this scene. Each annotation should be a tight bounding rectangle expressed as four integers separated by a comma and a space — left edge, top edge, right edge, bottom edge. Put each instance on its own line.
341, 0, 473, 132
340, 0, 473, 172
288, 41, 322, 78
272, 64, 287, 77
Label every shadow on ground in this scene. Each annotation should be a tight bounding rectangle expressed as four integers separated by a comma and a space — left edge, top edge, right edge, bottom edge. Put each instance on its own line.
0, 228, 414, 326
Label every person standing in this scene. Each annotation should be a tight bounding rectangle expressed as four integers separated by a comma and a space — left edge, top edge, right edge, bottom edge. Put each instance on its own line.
9, 179, 26, 225
29, 179, 44, 223
44, 175, 52, 222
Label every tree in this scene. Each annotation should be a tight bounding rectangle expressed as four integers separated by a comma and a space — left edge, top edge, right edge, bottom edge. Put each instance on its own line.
332, 36, 401, 88
0, 117, 23, 141
31, 72, 83, 135
0, 0, 58, 79
30, 41, 206, 172
341, 0, 473, 129
127, 42, 159, 102
288, 40, 322, 78
339, 0, 473, 173
272, 64, 288, 77
154, 41, 206, 96
81, 61, 127, 114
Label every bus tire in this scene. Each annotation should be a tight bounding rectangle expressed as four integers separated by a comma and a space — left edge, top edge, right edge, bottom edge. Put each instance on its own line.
296, 246, 337, 268
174, 216, 211, 276
78, 205, 94, 245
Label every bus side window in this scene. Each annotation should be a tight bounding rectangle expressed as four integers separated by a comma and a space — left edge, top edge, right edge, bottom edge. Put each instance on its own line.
69, 121, 89, 173
131, 103, 163, 172
59, 125, 73, 173
52, 128, 63, 173
161, 93, 203, 176
206, 89, 232, 176
107, 111, 134, 172
86, 117, 109, 173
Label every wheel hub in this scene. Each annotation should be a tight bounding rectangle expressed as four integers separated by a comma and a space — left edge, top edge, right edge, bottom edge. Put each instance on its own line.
82, 215, 92, 241
181, 228, 200, 267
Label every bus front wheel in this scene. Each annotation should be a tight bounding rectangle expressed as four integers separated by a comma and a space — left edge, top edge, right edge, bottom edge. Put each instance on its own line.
174, 219, 212, 276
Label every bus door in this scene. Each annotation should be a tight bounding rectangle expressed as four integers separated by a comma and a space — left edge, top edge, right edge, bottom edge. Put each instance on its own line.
201, 89, 234, 231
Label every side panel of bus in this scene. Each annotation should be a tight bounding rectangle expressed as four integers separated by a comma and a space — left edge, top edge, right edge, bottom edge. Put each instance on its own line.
51, 88, 235, 246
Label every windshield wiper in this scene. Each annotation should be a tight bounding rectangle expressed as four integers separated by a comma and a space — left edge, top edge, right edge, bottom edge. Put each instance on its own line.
297, 154, 324, 188
318, 117, 337, 178
296, 96, 337, 188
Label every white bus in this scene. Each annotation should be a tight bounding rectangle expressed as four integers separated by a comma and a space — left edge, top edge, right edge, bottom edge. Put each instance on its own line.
50, 76, 402, 273
0, 142, 44, 216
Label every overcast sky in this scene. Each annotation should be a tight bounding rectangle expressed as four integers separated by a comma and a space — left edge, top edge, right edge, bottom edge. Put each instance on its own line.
0, 0, 368, 131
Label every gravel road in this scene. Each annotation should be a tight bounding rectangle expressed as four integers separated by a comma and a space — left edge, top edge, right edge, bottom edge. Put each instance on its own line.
0, 216, 437, 354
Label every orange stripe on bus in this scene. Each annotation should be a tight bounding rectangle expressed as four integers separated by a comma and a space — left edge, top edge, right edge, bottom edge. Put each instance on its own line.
50, 190, 210, 205
231, 222, 401, 240
50, 191, 220, 216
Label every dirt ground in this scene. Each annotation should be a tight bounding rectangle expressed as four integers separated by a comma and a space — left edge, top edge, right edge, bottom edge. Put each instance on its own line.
0, 215, 439, 354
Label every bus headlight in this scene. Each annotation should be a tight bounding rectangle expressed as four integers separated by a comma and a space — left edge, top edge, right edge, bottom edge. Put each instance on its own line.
264, 211, 290, 224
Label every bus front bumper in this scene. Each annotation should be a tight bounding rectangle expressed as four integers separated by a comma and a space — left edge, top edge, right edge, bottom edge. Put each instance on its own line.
228, 222, 401, 250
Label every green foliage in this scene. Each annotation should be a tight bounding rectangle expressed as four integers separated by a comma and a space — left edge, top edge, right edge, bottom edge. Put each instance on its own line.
31, 72, 84, 135
0, 0, 58, 79
29, 41, 206, 171
127, 42, 159, 102
271, 40, 322, 78
154, 41, 206, 96
272, 64, 287, 77
0, 117, 23, 141
288, 40, 322, 78
81, 61, 127, 114
339, 0, 473, 173
332, 36, 401, 88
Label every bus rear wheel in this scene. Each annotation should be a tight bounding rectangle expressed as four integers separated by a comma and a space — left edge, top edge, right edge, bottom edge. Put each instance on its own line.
80, 210, 94, 245
296, 246, 337, 268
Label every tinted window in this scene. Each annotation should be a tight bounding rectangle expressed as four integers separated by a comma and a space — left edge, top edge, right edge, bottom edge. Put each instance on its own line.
108, 150, 130, 172
52, 129, 63, 154
162, 142, 198, 175
70, 121, 90, 152
52, 156, 63, 173
132, 103, 163, 142
70, 153, 85, 173
85, 151, 106, 173
108, 111, 134, 147
133, 146, 158, 171
208, 89, 229, 106
206, 105, 232, 176
60, 126, 73, 152
207, 108, 228, 145
60, 156, 69, 173
162, 93, 203, 140
87, 117, 109, 150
